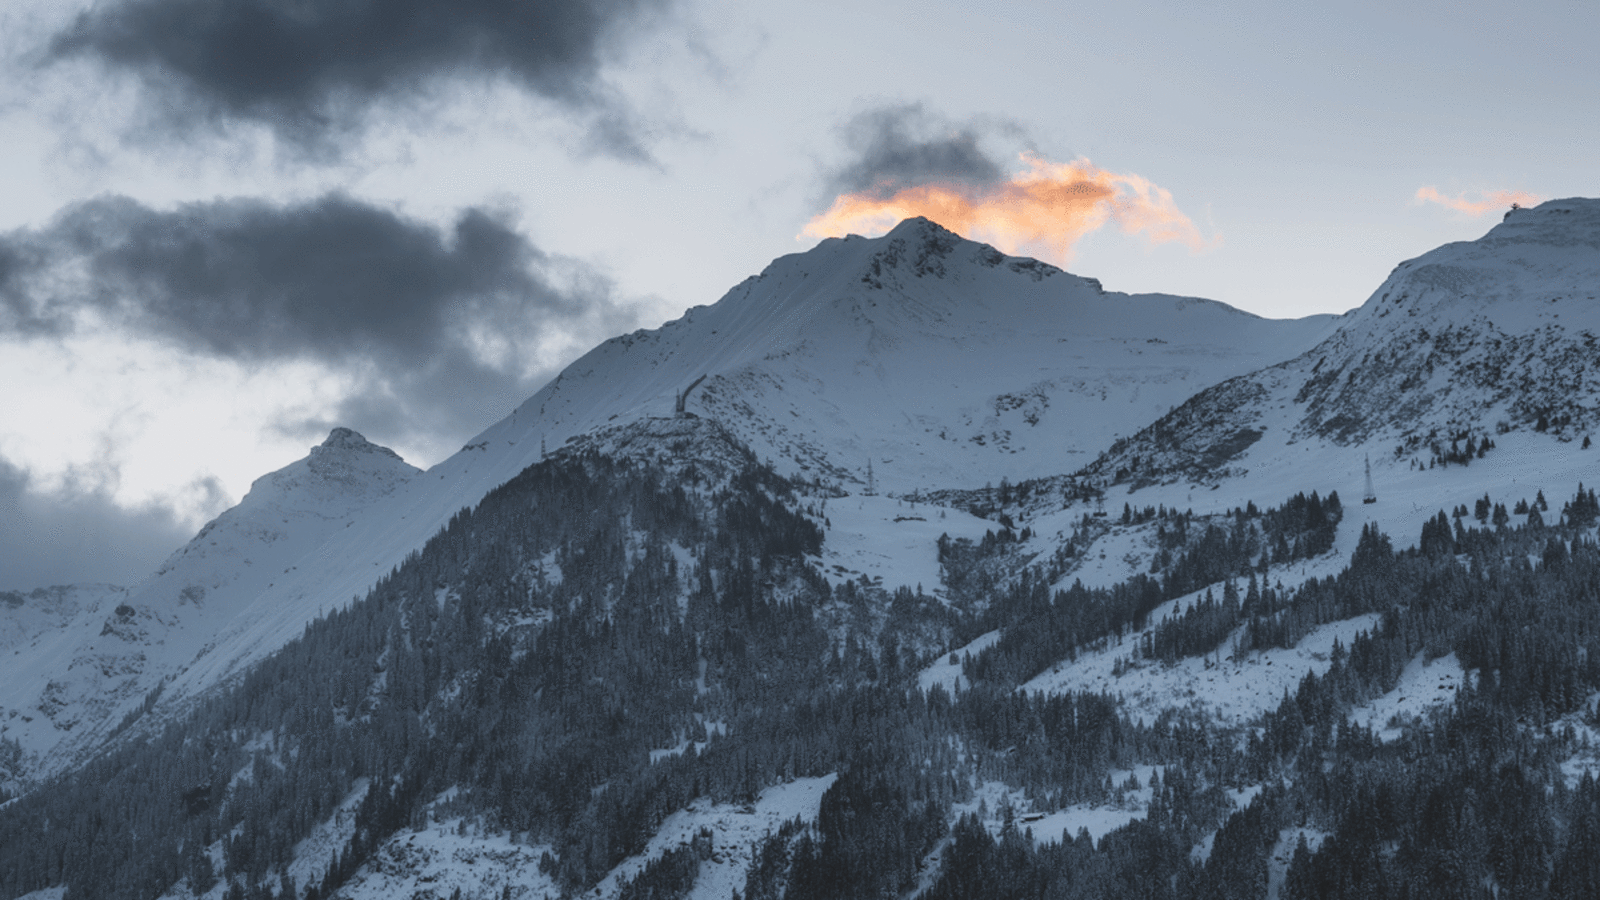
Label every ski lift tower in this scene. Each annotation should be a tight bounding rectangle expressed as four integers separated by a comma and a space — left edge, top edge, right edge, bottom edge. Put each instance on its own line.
1363, 455, 1377, 504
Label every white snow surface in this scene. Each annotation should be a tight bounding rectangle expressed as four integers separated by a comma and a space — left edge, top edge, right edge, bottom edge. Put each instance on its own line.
0, 429, 419, 775
157, 779, 372, 900
333, 818, 558, 900
819, 494, 991, 596
589, 775, 837, 900
7, 199, 1600, 806
1021, 573, 1381, 727
508, 217, 1337, 497
1346, 652, 1467, 742
1266, 828, 1327, 900
200, 774, 837, 900
917, 630, 1000, 695
0, 584, 123, 655
971, 769, 1157, 846
946, 769, 1260, 852
1085, 198, 1600, 495
0, 220, 1334, 779
1558, 695, 1600, 787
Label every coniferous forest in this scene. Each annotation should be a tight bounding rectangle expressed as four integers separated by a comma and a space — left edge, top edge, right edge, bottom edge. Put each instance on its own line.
2, 427, 1600, 900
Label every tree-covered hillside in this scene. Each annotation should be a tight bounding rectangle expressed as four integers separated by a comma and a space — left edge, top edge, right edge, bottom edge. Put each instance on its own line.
3, 427, 1600, 900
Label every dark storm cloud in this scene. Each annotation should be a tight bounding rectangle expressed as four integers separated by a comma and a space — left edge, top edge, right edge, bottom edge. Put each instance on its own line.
0, 191, 646, 451
5, 193, 604, 354
0, 455, 197, 591
827, 103, 1015, 199
0, 239, 58, 335
46, 0, 668, 156
54, 194, 554, 360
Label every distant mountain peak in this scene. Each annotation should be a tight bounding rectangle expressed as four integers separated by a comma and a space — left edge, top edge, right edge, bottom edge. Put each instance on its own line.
852, 216, 1067, 291
1078, 195, 1600, 491
882, 215, 959, 242
318, 427, 402, 460
857, 218, 961, 288
1491, 196, 1600, 232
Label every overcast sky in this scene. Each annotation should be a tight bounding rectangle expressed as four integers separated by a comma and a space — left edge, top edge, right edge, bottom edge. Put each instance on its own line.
1, 0, 1594, 591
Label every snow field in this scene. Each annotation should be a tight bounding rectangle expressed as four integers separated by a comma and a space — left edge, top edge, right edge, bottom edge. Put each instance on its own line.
589, 774, 837, 900
816, 494, 991, 595
916, 630, 999, 695
976, 773, 1152, 844
1042, 517, 1158, 593
1345, 652, 1466, 742
333, 819, 558, 900
1022, 610, 1381, 727
287, 779, 371, 897
1088, 420, 1599, 576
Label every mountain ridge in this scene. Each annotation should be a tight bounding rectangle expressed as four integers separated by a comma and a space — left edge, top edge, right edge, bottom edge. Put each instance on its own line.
4, 203, 1582, 788
0, 428, 418, 774
7, 204, 1600, 900
1076, 197, 1600, 493
483, 214, 1339, 495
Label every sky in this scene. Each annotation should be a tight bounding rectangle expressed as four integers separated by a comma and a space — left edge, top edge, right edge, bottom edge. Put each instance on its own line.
0, 0, 1594, 591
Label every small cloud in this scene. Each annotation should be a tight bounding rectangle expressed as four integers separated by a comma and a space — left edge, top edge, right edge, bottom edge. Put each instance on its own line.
825, 103, 1012, 199
1415, 186, 1543, 216
803, 153, 1213, 265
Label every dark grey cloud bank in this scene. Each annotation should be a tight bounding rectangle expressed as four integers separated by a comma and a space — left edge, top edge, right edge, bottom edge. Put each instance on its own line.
0, 456, 198, 591
1, 192, 641, 442
826, 103, 1018, 200
47, 0, 670, 157
0, 192, 645, 589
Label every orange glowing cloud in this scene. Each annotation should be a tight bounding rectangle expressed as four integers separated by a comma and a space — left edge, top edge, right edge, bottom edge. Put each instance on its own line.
1415, 186, 1543, 216
801, 154, 1212, 264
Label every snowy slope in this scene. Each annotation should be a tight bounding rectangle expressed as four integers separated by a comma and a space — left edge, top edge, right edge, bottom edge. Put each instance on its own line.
0, 219, 1335, 780
0, 584, 124, 657
6, 203, 1600, 897
0, 429, 418, 775
1082, 198, 1600, 491
982, 199, 1600, 741
492, 216, 1338, 496
926, 206, 1600, 740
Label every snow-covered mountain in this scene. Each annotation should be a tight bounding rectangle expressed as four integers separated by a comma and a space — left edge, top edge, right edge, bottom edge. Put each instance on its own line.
0, 584, 124, 658
0, 429, 417, 774
7, 204, 1600, 900
1079, 198, 1600, 493
495, 216, 1338, 494
0, 219, 1334, 779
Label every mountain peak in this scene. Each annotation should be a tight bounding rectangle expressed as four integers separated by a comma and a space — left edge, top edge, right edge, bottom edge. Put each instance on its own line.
318, 427, 398, 457
883, 216, 959, 241
227, 428, 416, 511
1492, 196, 1600, 230
856, 217, 978, 289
